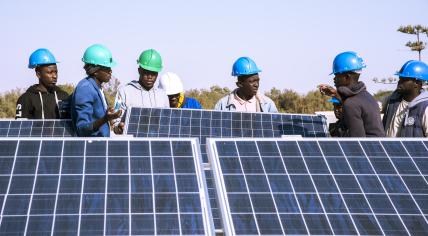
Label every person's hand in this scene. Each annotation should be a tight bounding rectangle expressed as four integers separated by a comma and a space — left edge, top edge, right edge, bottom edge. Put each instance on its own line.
317, 84, 337, 97
105, 108, 122, 121
113, 122, 125, 134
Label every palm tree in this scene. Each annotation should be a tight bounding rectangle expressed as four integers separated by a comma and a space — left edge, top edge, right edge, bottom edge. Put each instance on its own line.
397, 25, 428, 61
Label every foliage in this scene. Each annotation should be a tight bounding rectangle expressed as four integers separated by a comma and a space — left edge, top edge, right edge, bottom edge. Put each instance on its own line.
185, 86, 231, 109
398, 25, 428, 35
0, 83, 394, 118
372, 77, 397, 85
266, 88, 333, 113
397, 24, 428, 60
373, 90, 393, 103
57, 83, 75, 95
0, 88, 24, 118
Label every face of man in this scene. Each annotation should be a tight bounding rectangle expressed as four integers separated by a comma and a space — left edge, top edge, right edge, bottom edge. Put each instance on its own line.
138, 67, 158, 90
237, 74, 260, 98
333, 73, 349, 88
94, 66, 112, 84
397, 77, 418, 95
333, 104, 343, 119
36, 64, 58, 90
167, 93, 180, 108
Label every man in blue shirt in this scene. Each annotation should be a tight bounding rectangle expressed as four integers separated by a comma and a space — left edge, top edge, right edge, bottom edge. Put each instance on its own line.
71, 44, 121, 137
159, 72, 203, 109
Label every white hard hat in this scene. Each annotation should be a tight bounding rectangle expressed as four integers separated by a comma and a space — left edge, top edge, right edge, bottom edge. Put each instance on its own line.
160, 72, 184, 95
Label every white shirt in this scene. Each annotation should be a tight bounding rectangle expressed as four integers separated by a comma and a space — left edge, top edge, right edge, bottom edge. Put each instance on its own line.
232, 94, 257, 112
99, 88, 108, 111
387, 99, 428, 137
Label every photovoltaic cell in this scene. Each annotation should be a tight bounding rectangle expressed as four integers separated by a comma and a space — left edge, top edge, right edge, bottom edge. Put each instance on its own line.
208, 138, 428, 236
0, 138, 214, 235
124, 107, 328, 232
0, 120, 74, 137
124, 107, 329, 163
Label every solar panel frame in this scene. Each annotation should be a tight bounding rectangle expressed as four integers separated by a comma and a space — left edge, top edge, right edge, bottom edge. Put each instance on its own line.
207, 137, 428, 236
0, 137, 214, 235
0, 119, 75, 137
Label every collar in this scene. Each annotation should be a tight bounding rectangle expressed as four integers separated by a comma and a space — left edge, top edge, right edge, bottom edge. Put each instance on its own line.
233, 90, 256, 105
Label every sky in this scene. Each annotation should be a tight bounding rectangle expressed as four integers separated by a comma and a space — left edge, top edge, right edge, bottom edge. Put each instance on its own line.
0, 0, 427, 95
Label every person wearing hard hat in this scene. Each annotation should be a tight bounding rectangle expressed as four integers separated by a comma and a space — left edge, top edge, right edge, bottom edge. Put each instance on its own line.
15, 49, 69, 119
319, 51, 384, 137
214, 57, 278, 112
159, 72, 202, 109
383, 60, 428, 137
327, 97, 347, 137
71, 44, 121, 137
112, 49, 169, 134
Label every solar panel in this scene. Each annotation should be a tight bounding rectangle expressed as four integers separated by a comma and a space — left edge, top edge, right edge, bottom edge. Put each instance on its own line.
0, 120, 75, 137
0, 137, 214, 235
208, 137, 428, 235
124, 107, 328, 163
123, 107, 328, 232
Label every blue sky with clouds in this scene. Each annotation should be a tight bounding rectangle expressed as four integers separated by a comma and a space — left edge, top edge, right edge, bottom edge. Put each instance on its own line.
1, 0, 427, 94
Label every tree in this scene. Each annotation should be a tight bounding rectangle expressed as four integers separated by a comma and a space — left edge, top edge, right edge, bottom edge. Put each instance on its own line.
185, 86, 230, 109
265, 88, 333, 113
372, 77, 397, 85
398, 25, 428, 60
57, 83, 75, 94
373, 90, 393, 103
0, 88, 24, 118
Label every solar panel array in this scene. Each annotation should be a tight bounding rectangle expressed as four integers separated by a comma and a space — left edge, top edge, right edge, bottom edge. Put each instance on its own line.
0, 138, 214, 235
123, 107, 328, 232
0, 120, 74, 137
124, 107, 329, 163
208, 138, 428, 235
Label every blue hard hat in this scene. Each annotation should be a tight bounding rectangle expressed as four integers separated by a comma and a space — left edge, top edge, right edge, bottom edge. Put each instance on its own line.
330, 51, 366, 75
28, 48, 59, 69
232, 57, 261, 76
395, 60, 428, 82
327, 97, 341, 104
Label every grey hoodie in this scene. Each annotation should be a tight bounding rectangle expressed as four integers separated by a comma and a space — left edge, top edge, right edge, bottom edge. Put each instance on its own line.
408, 90, 428, 109
113, 80, 169, 126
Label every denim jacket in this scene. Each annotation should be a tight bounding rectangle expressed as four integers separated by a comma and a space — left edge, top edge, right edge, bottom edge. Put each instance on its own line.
71, 77, 110, 137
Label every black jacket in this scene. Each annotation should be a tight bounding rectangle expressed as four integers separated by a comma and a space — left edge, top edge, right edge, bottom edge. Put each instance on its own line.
15, 84, 69, 119
383, 90, 428, 137
337, 82, 385, 137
